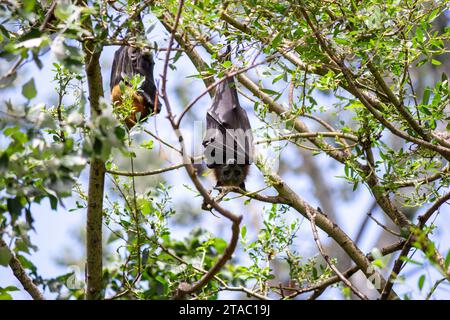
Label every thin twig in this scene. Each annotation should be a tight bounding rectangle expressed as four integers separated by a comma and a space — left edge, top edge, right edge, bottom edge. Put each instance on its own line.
39, 0, 57, 32
307, 208, 369, 300
367, 213, 402, 237
426, 278, 447, 300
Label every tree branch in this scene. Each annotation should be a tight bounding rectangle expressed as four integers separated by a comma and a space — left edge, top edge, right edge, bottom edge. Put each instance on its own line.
82, 12, 106, 299
266, 171, 400, 299
107, 162, 185, 177
0, 237, 45, 300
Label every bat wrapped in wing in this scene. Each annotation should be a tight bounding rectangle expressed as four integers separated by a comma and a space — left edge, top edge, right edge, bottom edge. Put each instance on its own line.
202, 75, 254, 189
110, 46, 161, 128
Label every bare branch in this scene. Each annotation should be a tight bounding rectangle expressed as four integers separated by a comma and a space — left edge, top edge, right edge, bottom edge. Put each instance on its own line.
0, 237, 45, 300
107, 162, 185, 177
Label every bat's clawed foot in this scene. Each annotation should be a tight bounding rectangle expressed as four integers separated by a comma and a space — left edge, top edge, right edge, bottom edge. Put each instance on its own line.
201, 200, 212, 211
200, 200, 221, 218
214, 185, 246, 194
201, 187, 232, 212
213, 185, 234, 195
201, 189, 213, 211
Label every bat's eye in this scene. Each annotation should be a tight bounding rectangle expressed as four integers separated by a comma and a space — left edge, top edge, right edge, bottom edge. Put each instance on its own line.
223, 169, 231, 177
233, 170, 241, 177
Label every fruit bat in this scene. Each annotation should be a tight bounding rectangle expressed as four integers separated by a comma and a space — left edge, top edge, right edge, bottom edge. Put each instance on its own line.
110, 46, 161, 129
202, 53, 253, 189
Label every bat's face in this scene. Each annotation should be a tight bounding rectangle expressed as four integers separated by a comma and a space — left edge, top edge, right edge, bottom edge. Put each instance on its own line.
214, 163, 249, 189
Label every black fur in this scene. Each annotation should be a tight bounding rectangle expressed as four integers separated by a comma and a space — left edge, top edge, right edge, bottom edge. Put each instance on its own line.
202, 48, 254, 188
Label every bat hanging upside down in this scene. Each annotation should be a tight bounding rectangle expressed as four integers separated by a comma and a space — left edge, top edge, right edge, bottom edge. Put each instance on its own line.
202, 70, 254, 190
110, 46, 162, 128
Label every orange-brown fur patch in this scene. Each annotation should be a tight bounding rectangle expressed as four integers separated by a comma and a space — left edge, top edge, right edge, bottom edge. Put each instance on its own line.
111, 84, 149, 129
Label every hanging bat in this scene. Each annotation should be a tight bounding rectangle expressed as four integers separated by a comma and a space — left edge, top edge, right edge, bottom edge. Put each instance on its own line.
110, 46, 161, 128
202, 61, 254, 190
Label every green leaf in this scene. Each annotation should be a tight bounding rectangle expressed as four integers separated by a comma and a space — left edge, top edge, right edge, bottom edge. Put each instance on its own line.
0, 247, 12, 266
260, 88, 279, 95
445, 250, 450, 268
221, 61, 232, 68
23, 0, 36, 12
213, 238, 227, 253
241, 225, 247, 239
335, 38, 350, 45
418, 274, 426, 290
400, 256, 423, 265
0, 285, 19, 300
54, 1, 73, 21
271, 32, 283, 48
107, 231, 122, 244
416, 28, 424, 43
155, 275, 167, 286
14, 239, 30, 254
114, 126, 126, 140
431, 59, 441, 66
22, 78, 37, 100
372, 259, 385, 268
16, 254, 36, 272
48, 195, 58, 210
0, 292, 13, 300
422, 86, 431, 105
0, 152, 9, 173
7, 197, 23, 219
3, 286, 19, 292
140, 140, 154, 150
0, 25, 10, 39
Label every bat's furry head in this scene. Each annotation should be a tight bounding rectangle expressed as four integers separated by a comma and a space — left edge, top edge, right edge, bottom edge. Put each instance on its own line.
213, 161, 249, 190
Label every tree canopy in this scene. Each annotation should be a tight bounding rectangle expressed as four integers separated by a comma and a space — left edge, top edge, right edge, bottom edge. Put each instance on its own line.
0, 0, 450, 300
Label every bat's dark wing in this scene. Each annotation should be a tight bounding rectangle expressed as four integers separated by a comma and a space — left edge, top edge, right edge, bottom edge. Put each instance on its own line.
203, 77, 253, 167
110, 46, 162, 114
110, 46, 126, 91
